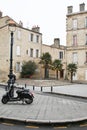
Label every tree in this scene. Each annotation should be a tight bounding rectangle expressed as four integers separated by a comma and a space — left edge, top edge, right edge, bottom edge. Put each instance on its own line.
39, 52, 52, 79
52, 59, 63, 79
67, 63, 77, 83
21, 61, 37, 78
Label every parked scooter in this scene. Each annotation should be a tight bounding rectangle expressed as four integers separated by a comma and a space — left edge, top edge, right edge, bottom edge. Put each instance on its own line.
1, 85, 34, 104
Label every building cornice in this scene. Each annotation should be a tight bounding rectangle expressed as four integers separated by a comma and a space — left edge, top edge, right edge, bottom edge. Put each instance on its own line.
66, 10, 87, 17
66, 45, 87, 51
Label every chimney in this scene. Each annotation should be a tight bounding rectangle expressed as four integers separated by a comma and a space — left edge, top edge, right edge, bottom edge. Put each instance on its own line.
32, 25, 40, 33
19, 20, 23, 27
79, 3, 85, 12
67, 6, 73, 14
0, 11, 3, 18
54, 38, 60, 46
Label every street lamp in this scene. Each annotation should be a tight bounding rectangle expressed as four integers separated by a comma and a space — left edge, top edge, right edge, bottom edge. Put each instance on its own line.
7, 20, 16, 91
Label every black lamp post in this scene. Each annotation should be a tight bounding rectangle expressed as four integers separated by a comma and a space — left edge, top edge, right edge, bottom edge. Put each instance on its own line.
7, 20, 16, 91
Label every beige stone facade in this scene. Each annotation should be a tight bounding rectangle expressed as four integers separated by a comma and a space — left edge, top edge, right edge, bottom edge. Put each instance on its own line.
42, 40, 66, 79
66, 3, 87, 81
1, 3, 87, 82
0, 15, 66, 81
0, 15, 42, 81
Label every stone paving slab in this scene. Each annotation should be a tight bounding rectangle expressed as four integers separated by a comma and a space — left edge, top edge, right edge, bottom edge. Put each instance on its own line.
0, 87, 87, 124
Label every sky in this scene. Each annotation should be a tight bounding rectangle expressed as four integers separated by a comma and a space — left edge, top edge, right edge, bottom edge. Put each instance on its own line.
0, 0, 87, 45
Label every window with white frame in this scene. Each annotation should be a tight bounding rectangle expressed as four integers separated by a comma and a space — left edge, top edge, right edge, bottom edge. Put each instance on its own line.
30, 48, 33, 57
36, 49, 39, 58
16, 46, 20, 56
28, 33, 31, 41
33, 35, 36, 43
73, 35, 77, 46
86, 34, 87, 45
73, 19, 77, 30
36, 35, 39, 43
16, 62, 21, 72
85, 17, 87, 28
30, 33, 33, 42
59, 51, 63, 59
86, 52, 87, 63
26, 50, 28, 55
73, 52, 78, 63
17, 30, 21, 40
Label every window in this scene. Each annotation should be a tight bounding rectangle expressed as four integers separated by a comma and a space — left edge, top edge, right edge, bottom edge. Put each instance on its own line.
85, 17, 87, 28
36, 35, 39, 43
86, 52, 87, 63
73, 52, 78, 63
28, 33, 31, 41
36, 49, 39, 58
33, 35, 39, 43
26, 50, 28, 55
86, 34, 87, 45
33, 35, 36, 43
59, 52, 63, 59
16, 62, 21, 72
73, 19, 77, 30
73, 35, 77, 46
30, 48, 33, 57
30, 33, 33, 42
16, 46, 20, 56
17, 30, 21, 40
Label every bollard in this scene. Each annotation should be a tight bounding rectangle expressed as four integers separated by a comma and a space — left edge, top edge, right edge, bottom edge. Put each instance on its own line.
41, 86, 43, 91
25, 84, 26, 88
33, 85, 35, 91
51, 86, 53, 92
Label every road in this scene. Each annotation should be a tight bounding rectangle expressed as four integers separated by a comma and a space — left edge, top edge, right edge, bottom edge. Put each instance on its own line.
0, 122, 87, 130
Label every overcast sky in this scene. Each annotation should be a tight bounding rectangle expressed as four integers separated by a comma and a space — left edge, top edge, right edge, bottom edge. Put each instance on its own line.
0, 0, 87, 45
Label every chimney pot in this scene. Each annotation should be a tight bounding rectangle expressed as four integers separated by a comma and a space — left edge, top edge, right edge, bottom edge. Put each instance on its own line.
79, 3, 85, 12
67, 6, 73, 14
54, 38, 60, 46
0, 11, 3, 17
32, 25, 40, 33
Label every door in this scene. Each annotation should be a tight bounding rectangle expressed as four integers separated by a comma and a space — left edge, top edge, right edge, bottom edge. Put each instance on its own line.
73, 73, 77, 80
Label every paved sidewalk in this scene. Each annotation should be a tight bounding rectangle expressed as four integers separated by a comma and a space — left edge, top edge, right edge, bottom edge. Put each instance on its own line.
0, 82, 87, 124
16, 79, 87, 99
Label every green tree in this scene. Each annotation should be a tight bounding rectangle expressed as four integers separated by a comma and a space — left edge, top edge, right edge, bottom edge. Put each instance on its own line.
39, 52, 52, 79
21, 61, 37, 78
52, 59, 63, 79
67, 63, 77, 83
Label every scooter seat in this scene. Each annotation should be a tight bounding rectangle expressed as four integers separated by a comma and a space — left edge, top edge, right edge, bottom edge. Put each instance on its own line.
16, 89, 23, 94
16, 89, 29, 94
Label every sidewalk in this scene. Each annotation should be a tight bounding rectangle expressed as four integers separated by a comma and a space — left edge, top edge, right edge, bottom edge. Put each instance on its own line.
0, 80, 87, 125
16, 79, 87, 99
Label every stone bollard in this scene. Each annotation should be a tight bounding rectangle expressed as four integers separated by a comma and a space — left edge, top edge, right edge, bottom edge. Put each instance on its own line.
25, 84, 26, 88
33, 85, 35, 91
51, 86, 53, 92
41, 86, 43, 91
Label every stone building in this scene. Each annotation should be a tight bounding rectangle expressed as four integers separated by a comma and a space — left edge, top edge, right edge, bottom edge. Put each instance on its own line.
66, 3, 87, 81
42, 38, 66, 79
0, 14, 42, 81
0, 12, 66, 81
2, 2, 87, 82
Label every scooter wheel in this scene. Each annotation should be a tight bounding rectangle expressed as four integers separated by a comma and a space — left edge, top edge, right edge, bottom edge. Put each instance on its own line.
25, 98, 33, 104
1, 96, 8, 104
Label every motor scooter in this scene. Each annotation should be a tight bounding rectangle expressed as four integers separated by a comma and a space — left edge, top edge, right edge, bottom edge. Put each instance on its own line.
1, 85, 34, 104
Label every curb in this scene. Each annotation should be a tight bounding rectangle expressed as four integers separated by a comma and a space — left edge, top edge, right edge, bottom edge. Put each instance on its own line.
46, 92, 87, 100
0, 117, 87, 126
